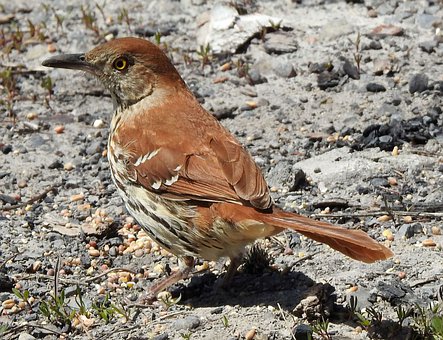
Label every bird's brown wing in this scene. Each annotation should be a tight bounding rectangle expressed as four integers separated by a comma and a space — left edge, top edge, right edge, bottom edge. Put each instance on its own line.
117, 103, 272, 210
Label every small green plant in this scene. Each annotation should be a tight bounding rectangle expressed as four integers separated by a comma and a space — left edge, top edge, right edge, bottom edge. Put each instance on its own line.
0, 324, 8, 335
412, 303, 443, 339
12, 288, 32, 310
154, 31, 162, 45
95, 2, 107, 23
117, 8, 131, 32
180, 332, 192, 340
92, 293, 128, 323
234, 58, 252, 84
396, 305, 414, 327
39, 288, 75, 327
81, 5, 100, 36
353, 32, 362, 73
159, 293, 182, 310
0, 67, 17, 121
41, 75, 54, 100
51, 7, 65, 32
196, 44, 212, 68
268, 19, 282, 31
222, 315, 229, 328
311, 317, 332, 340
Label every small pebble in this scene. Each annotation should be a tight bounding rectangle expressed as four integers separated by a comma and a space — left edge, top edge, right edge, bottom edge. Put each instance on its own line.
93, 119, 105, 128
64, 162, 74, 171
26, 112, 38, 120
432, 226, 441, 235
366, 83, 386, 92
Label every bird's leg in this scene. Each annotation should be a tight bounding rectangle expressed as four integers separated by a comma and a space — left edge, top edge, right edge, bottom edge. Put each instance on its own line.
220, 254, 244, 288
140, 256, 195, 303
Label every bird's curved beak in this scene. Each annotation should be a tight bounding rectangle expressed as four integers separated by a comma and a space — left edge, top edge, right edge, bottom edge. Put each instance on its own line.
42, 53, 97, 74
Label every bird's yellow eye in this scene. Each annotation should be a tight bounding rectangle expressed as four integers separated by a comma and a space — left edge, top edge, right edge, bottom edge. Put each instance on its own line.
113, 57, 128, 71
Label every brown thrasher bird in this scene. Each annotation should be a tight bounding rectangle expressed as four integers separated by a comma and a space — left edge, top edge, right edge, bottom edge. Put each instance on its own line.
43, 37, 393, 296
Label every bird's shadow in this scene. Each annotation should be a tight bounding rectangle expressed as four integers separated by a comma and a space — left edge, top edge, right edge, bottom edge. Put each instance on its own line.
170, 269, 323, 311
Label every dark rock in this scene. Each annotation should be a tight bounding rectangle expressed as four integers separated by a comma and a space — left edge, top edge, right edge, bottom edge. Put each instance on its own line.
212, 105, 238, 119
0, 194, 18, 205
366, 83, 386, 92
152, 333, 169, 340
370, 177, 389, 187
363, 40, 383, 50
397, 223, 422, 239
1, 144, 12, 154
419, 40, 437, 53
0, 273, 14, 292
369, 281, 414, 304
292, 324, 313, 340
134, 24, 175, 37
317, 71, 340, 90
309, 62, 333, 74
210, 306, 223, 314
172, 315, 200, 331
342, 58, 360, 79
391, 97, 401, 106
80, 253, 91, 268
409, 73, 429, 94
86, 141, 102, 156
47, 159, 63, 169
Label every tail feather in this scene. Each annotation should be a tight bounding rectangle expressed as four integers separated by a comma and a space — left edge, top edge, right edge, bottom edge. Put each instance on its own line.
263, 209, 393, 263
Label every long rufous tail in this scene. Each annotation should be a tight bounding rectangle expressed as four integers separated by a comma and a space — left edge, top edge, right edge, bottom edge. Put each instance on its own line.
262, 208, 393, 263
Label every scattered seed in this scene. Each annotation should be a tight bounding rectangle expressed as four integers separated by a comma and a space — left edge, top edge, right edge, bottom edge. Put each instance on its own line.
422, 239, 436, 247
392, 146, 399, 156
54, 125, 65, 134
403, 216, 413, 223
47, 43, 57, 53
88, 248, 100, 257
398, 271, 406, 279
388, 177, 397, 186
220, 62, 231, 71
26, 112, 38, 120
347, 286, 358, 292
245, 328, 257, 340
378, 215, 392, 222
64, 162, 74, 171
2, 299, 16, 309
32, 260, 42, 272
70, 193, 85, 202
382, 229, 394, 241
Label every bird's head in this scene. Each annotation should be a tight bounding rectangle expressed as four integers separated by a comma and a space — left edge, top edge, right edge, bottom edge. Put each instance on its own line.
42, 37, 184, 108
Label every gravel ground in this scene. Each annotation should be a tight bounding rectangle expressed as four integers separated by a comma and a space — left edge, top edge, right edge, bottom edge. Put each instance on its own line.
1, 0, 442, 339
